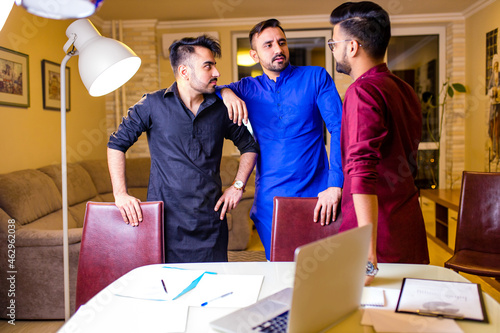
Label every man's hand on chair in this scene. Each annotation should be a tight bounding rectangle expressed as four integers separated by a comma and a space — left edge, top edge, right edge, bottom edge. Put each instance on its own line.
114, 193, 142, 226
314, 187, 342, 226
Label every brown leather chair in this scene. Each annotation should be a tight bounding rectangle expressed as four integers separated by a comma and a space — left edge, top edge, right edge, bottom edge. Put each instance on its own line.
75, 201, 164, 310
444, 172, 500, 278
270, 197, 341, 261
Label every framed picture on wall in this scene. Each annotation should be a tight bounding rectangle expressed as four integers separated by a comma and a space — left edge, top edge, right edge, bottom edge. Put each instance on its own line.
42, 59, 70, 111
0, 47, 30, 108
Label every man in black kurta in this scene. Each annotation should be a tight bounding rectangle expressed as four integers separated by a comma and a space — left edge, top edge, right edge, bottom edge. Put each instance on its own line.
107, 36, 258, 263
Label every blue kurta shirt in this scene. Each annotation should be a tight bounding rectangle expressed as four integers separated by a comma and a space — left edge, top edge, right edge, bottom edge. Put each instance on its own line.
108, 83, 259, 263
221, 65, 343, 258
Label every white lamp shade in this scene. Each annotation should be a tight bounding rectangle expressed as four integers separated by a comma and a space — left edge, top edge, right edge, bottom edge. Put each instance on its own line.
65, 19, 141, 97
0, 0, 15, 31
78, 38, 141, 96
15, 0, 103, 19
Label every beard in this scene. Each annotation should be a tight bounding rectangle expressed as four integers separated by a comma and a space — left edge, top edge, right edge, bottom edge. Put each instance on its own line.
191, 76, 217, 94
335, 52, 351, 76
262, 53, 289, 73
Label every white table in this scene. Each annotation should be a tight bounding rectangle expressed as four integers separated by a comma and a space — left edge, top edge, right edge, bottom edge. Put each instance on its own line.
58, 262, 500, 333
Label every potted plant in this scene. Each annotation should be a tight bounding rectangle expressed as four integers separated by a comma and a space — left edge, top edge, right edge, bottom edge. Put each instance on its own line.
421, 80, 466, 188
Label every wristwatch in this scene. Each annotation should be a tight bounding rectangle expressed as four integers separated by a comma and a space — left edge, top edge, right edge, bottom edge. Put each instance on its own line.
232, 180, 245, 191
366, 261, 379, 276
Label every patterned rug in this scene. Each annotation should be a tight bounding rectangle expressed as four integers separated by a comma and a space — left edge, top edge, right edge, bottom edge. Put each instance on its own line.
228, 250, 267, 262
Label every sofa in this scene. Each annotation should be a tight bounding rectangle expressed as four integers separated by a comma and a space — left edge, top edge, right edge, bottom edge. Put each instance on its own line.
0, 155, 254, 319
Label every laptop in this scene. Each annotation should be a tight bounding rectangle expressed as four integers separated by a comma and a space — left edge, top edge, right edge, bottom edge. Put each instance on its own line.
210, 224, 372, 333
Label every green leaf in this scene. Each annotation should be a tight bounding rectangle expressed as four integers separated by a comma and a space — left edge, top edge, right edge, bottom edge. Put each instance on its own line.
447, 85, 454, 97
452, 83, 466, 93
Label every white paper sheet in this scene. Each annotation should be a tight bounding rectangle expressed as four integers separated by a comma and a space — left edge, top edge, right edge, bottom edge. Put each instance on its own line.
361, 288, 464, 333
100, 265, 263, 332
110, 266, 211, 301
361, 287, 386, 307
364, 308, 464, 333
110, 266, 263, 306
181, 273, 264, 308
397, 278, 485, 321
74, 296, 189, 333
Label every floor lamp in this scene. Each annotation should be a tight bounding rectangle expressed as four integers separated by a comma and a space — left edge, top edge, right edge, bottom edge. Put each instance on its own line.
60, 19, 141, 319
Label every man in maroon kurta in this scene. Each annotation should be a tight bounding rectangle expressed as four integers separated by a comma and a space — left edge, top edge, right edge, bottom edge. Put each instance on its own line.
330, 2, 429, 285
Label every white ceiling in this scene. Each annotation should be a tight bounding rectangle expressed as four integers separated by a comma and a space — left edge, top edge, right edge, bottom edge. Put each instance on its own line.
93, 0, 487, 22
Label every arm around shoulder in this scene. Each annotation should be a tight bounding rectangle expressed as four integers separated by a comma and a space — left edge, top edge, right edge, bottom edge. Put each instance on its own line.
220, 87, 248, 126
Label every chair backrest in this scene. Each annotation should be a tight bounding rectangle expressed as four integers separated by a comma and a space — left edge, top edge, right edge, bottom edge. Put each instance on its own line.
270, 197, 341, 262
75, 201, 164, 310
455, 172, 500, 254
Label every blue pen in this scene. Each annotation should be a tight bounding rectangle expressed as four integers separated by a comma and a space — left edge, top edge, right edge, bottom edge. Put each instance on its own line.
201, 291, 233, 307
161, 279, 168, 293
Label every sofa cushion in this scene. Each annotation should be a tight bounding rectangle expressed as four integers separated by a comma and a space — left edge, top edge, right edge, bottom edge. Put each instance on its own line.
16, 227, 82, 247
0, 207, 13, 235
227, 212, 233, 231
220, 156, 240, 186
125, 157, 150, 188
0, 169, 62, 226
99, 193, 115, 202
128, 188, 148, 202
22, 209, 79, 230
69, 196, 103, 227
78, 160, 113, 195
39, 163, 98, 206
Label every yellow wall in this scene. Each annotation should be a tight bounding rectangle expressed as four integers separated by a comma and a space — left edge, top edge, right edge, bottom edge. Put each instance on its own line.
0, 6, 107, 174
465, 2, 500, 171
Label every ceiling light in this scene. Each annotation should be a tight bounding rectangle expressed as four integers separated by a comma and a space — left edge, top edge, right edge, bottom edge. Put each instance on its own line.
237, 50, 255, 67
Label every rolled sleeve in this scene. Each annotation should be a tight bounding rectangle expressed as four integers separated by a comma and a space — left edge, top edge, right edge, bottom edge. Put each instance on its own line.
349, 164, 379, 194
225, 121, 259, 155
108, 95, 151, 153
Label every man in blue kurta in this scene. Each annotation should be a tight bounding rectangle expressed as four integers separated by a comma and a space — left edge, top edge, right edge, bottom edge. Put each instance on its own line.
107, 36, 258, 263
218, 19, 343, 259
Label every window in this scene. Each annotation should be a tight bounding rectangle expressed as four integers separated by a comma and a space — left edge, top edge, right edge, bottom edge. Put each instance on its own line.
389, 27, 446, 189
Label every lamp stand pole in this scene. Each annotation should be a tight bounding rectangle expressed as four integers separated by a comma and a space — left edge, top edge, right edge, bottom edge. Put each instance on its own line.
61, 53, 73, 321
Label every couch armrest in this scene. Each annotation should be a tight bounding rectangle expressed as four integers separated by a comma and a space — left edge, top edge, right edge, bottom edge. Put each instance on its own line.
15, 228, 82, 247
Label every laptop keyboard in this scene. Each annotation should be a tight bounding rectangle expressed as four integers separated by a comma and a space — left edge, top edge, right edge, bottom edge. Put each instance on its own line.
252, 310, 289, 332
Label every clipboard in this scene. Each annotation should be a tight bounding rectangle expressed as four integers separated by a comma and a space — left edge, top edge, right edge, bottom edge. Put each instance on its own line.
395, 278, 489, 323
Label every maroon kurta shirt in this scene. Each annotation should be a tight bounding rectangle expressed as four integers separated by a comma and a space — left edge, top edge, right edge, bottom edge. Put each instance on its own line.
340, 64, 429, 264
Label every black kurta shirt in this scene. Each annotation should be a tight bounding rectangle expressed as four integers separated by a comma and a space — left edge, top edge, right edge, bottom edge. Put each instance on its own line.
108, 83, 259, 263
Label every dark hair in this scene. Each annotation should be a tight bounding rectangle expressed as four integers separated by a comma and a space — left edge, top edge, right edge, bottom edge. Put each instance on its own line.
169, 35, 221, 74
330, 1, 390, 60
249, 18, 286, 49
